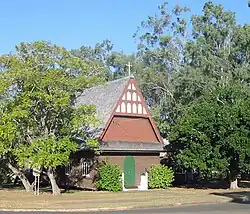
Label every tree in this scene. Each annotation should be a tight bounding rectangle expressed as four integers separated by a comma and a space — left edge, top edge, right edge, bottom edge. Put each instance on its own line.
134, 2, 190, 137
169, 83, 250, 189
0, 41, 102, 194
0, 158, 11, 185
134, 1, 250, 139
106, 52, 140, 80
0, 95, 34, 192
184, 2, 250, 85
71, 39, 113, 65
71, 40, 140, 81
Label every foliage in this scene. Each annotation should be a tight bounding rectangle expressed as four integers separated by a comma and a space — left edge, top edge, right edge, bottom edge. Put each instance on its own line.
134, 2, 250, 188
0, 41, 103, 193
134, 2, 191, 137
169, 83, 250, 184
134, 1, 250, 138
71, 39, 140, 81
95, 161, 122, 192
71, 39, 113, 80
0, 159, 10, 185
148, 164, 174, 189
14, 137, 78, 169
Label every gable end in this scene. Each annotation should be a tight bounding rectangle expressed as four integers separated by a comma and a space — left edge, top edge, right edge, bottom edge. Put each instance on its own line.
100, 78, 163, 143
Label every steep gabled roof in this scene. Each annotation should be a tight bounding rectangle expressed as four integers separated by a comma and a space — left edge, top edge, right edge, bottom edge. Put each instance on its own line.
76, 76, 163, 144
99, 77, 163, 143
75, 76, 130, 133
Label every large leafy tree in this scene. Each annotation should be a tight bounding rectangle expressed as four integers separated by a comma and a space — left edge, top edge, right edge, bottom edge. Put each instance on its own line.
0, 41, 102, 194
175, 1, 249, 111
169, 83, 250, 189
134, 1, 250, 138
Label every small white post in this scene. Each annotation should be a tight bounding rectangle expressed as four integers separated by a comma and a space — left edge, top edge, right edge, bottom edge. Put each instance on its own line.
33, 167, 41, 195
37, 176, 40, 195
34, 176, 37, 195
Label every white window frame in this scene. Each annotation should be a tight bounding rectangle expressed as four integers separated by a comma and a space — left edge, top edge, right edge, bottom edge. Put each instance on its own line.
81, 159, 91, 177
65, 162, 72, 176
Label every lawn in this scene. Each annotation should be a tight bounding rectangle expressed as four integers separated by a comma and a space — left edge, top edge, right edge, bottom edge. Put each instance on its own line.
0, 187, 246, 211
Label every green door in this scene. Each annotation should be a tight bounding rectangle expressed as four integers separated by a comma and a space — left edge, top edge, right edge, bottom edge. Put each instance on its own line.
124, 156, 135, 186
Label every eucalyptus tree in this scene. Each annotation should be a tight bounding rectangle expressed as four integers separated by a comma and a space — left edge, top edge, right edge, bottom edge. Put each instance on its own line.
134, 1, 250, 137
134, 2, 190, 137
71, 39, 141, 81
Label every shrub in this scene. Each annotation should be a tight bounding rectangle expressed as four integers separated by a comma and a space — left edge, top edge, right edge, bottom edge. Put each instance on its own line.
148, 164, 174, 189
0, 161, 10, 185
95, 161, 122, 192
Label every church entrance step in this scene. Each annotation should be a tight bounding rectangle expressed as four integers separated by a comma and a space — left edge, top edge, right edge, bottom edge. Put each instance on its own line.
124, 184, 138, 189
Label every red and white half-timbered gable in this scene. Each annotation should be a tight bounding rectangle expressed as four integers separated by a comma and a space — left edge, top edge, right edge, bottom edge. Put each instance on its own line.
100, 78, 163, 144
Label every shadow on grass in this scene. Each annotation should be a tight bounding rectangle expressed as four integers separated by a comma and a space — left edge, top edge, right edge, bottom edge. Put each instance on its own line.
61, 186, 97, 194
211, 191, 250, 204
0, 185, 93, 195
239, 181, 250, 188
0, 184, 97, 195
0, 183, 24, 191
0, 184, 54, 193
174, 180, 229, 190
174, 179, 250, 190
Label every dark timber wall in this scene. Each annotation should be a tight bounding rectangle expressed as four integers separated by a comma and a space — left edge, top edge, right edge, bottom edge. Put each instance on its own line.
59, 152, 161, 188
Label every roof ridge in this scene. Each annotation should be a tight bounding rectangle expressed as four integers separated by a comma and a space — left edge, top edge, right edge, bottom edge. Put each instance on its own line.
109, 75, 133, 84
87, 75, 131, 90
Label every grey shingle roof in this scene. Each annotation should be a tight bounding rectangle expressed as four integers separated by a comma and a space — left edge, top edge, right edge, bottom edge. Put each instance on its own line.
75, 76, 130, 136
75, 76, 164, 153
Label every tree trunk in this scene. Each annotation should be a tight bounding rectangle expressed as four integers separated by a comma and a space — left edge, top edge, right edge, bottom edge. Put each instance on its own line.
7, 162, 33, 192
228, 171, 240, 190
47, 166, 61, 195
230, 178, 239, 190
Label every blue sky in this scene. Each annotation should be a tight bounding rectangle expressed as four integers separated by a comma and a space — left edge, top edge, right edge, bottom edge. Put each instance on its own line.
1, 0, 249, 54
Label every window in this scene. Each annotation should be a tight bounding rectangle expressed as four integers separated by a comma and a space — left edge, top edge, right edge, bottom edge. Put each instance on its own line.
81, 159, 91, 176
65, 159, 92, 176
65, 162, 72, 176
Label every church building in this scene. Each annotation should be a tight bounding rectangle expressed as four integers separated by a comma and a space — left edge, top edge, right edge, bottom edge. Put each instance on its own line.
63, 75, 165, 189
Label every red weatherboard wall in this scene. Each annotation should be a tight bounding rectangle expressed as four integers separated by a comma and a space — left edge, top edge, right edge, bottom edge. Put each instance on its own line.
102, 116, 159, 143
